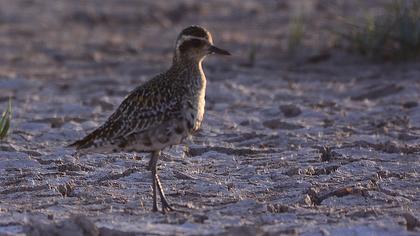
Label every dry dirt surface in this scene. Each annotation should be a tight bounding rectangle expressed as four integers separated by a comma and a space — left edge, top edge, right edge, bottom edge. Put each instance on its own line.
0, 1, 420, 235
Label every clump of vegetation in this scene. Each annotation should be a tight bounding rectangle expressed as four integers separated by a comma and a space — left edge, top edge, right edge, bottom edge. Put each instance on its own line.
242, 43, 259, 67
247, 44, 257, 67
288, 15, 305, 53
345, 0, 420, 60
0, 99, 12, 140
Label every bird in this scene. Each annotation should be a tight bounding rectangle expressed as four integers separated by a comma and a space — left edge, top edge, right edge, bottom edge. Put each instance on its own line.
69, 25, 230, 213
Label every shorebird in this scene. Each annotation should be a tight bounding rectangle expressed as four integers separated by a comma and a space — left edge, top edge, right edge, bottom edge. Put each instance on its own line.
69, 26, 230, 213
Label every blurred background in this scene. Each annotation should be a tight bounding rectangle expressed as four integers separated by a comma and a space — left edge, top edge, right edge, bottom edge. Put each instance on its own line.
1, 0, 419, 132
0, 0, 418, 81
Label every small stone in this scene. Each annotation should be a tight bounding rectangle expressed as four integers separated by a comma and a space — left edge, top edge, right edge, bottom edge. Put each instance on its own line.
351, 84, 403, 101
57, 182, 75, 197
263, 119, 304, 130
0, 143, 17, 152
225, 225, 264, 236
402, 213, 420, 231
280, 104, 302, 117
267, 203, 289, 213
402, 101, 418, 109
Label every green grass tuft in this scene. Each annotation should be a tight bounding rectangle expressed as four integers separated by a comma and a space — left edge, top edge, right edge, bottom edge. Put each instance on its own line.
0, 98, 12, 140
288, 15, 305, 53
345, 0, 420, 60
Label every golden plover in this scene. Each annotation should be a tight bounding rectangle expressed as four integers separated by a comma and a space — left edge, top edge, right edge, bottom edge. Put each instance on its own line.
69, 25, 230, 212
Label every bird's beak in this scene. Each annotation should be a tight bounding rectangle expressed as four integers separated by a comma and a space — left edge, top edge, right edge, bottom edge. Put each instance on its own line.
208, 45, 231, 55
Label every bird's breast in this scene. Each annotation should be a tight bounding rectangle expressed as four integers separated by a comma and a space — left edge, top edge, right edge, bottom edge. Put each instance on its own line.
185, 73, 206, 133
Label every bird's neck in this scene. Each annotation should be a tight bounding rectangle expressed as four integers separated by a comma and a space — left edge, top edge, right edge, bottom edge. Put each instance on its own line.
172, 53, 203, 66
170, 57, 206, 92
171, 57, 204, 77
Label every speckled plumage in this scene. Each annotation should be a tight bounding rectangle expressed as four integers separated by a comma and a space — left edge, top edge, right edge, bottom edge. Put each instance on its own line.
70, 62, 204, 153
69, 25, 230, 212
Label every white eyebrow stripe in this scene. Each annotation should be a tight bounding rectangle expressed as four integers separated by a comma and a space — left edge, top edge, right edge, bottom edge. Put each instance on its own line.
181, 35, 207, 41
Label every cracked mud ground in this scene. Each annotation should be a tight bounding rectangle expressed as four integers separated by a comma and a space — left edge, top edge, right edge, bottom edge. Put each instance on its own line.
0, 1, 419, 235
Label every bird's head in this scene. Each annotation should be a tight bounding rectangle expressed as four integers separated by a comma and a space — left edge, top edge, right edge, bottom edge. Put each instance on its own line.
174, 26, 230, 63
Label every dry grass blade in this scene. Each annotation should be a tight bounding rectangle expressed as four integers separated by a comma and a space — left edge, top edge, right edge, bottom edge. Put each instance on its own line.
0, 98, 12, 139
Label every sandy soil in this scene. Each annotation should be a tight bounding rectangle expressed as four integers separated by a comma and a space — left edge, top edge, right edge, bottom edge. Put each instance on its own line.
0, 0, 419, 235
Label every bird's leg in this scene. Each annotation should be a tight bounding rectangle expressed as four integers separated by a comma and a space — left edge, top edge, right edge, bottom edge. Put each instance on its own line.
156, 174, 174, 212
149, 151, 159, 212
149, 151, 174, 213
152, 176, 158, 212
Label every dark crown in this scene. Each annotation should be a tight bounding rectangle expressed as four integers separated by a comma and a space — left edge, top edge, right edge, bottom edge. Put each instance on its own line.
179, 26, 210, 40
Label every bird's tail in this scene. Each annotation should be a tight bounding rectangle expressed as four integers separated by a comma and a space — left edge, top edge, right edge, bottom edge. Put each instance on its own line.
67, 139, 83, 148
67, 127, 102, 150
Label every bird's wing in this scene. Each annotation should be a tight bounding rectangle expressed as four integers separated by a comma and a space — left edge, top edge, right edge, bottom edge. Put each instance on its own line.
69, 77, 182, 150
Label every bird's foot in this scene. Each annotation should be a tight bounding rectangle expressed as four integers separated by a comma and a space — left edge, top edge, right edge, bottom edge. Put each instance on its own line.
161, 201, 175, 214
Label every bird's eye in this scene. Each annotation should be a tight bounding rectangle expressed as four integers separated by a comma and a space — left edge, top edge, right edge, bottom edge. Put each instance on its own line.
179, 39, 205, 52
189, 39, 203, 47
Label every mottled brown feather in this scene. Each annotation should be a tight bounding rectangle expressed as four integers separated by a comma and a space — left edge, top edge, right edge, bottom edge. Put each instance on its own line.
69, 72, 184, 150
